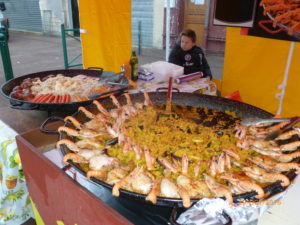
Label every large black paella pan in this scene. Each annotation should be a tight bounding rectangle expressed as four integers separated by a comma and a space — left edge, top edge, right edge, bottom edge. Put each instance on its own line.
52, 92, 299, 208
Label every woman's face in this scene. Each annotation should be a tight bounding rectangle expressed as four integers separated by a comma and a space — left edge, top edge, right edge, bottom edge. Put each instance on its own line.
180, 35, 195, 51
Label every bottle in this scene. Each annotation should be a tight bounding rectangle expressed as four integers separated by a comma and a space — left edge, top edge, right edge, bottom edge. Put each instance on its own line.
121, 64, 125, 75
121, 61, 131, 80
130, 51, 139, 81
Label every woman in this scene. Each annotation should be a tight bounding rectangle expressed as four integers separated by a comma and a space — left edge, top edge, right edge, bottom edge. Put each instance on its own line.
168, 29, 212, 79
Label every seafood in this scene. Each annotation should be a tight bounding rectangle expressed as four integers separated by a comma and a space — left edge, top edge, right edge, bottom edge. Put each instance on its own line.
87, 170, 107, 180
280, 141, 300, 152
275, 129, 300, 140
176, 175, 211, 198
209, 156, 218, 177
74, 138, 105, 149
250, 156, 300, 174
57, 139, 104, 152
243, 166, 290, 187
181, 154, 189, 175
106, 168, 129, 185
225, 154, 232, 170
158, 158, 179, 173
204, 174, 233, 204
56, 92, 299, 208
112, 167, 141, 197
237, 136, 282, 157
222, 148, 240, 160
89, 155, 120, 171
221, 172, 265, 199
270, 151, 300, 162
177, 185, 191, 208
216, 153, 225, 174
57, 139, 87, 153
144, 148, 155, 171
130, 169, 154, 194
63, 153, 89, 164
67, 149, 103, 161
234, 124, 247, 139
160, 178, 180, 198
58, 126, 106, 138
261, 0, 300, 36
146, 178, 161, 204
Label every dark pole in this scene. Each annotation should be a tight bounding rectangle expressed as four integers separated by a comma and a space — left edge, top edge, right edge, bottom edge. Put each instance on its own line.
138, 20, 141, 55
0, 32, 13, 81
61, 24, 69, 69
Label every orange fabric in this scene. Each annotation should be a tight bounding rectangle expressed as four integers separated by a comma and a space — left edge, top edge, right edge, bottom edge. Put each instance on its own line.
78, 0, 131, 73
221, 27, 300, 116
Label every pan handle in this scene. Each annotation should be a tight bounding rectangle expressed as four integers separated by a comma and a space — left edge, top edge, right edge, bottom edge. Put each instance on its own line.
88, 86, 129, 100
156, 87, 180, 93
10, 102, 38, 110
169, 206, 232, 225
169, 206, 182, 225
40, 116, 65, 134
87, 67, 104, 76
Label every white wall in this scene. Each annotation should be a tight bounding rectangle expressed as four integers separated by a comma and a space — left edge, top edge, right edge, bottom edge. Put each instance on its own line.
152, 0, 164, 48
39, 0, 71, 34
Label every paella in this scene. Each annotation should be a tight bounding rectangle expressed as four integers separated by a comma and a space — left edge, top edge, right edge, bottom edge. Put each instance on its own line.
57, 92, 300, 208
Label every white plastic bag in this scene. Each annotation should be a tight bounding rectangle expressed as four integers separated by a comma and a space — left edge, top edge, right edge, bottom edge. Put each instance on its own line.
140, 61, 184, 83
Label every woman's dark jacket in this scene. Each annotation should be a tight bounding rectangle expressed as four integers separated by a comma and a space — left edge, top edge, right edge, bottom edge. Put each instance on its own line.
168, 44, 212, 79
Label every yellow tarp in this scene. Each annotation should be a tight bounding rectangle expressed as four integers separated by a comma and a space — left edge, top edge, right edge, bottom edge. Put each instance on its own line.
222, 27, 300, 116
78, 0, 131, 72
281, 43, 300, 116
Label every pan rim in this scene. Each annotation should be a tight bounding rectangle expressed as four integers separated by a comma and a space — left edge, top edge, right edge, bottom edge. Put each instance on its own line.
58, 92, 299, 207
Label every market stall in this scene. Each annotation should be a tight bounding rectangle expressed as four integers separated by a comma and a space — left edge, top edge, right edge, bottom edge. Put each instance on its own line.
1, 0, 300, 225
14, 91, 300, 225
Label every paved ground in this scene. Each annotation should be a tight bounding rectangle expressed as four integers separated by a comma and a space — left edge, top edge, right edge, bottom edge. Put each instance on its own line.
0, 31, 223, 225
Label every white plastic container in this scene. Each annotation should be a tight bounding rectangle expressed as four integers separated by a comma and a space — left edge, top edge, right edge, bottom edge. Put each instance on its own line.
140, 61, 184, 83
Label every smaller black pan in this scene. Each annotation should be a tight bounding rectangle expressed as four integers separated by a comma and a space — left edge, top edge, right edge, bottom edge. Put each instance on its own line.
0, 68, 129, 112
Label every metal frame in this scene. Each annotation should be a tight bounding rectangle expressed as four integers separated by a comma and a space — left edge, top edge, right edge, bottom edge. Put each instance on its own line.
0, 31, 13, 81
61, 23, 83, 69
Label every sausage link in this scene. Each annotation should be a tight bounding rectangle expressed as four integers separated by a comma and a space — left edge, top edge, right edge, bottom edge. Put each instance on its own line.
37, 94, 52, 103
53, 95, 59, 103
45, 94, 55, 103
65, 94, 71, 103
62, 94, 67, 103
32, 94, 44, 102
58, 95, 64, 103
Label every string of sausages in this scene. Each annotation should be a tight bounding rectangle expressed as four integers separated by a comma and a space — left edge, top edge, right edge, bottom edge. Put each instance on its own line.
31, 93, 71, 103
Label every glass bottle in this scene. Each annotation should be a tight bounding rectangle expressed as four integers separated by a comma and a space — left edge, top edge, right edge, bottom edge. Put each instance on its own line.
130, 51, 139, 81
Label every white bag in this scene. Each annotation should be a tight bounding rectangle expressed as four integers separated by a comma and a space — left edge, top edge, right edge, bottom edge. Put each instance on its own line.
140, 61, 184, 83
